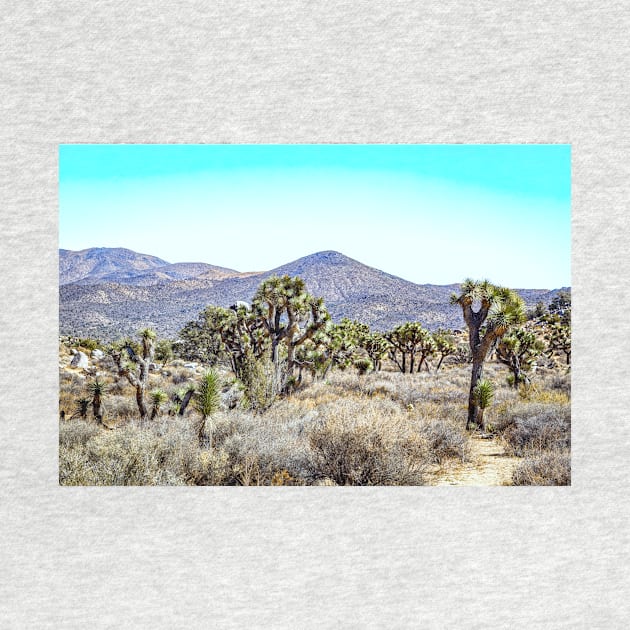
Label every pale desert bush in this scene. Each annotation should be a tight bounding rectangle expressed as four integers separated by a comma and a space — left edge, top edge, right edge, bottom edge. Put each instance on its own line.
498, 403, 570, 457
60, 416, 212, 485
512, 451, 571, 486
419, 420, 469, 464
305, 399, 429, 485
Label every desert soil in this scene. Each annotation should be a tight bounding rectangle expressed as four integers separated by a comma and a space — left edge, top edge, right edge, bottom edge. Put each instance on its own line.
430, 436, 519, 486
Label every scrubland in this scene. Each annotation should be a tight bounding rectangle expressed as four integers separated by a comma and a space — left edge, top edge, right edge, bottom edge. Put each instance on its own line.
59, 350, 570, 486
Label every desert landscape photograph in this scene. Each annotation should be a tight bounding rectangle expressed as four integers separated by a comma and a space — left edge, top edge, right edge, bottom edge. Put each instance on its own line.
58, 143, 571, 486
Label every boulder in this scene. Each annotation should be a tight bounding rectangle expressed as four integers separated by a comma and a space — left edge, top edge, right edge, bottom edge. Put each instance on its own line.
70, 351, 89, 369
183, 362, 198, 369
91, 348, 105, 360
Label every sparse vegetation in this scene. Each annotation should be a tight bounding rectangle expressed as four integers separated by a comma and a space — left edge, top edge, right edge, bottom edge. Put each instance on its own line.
59, 274, 570, 486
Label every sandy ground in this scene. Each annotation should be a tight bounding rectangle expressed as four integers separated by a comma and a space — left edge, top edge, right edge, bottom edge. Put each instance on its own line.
430, 436, 519, 486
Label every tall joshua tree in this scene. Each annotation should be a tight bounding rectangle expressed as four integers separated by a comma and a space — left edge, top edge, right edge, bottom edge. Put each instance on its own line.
111, 328, 156, 421
451, 280, 525, 430
253, 275, 329, 390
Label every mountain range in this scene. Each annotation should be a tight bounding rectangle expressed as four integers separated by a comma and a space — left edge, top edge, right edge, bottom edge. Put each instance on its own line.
59, 247, 569, 340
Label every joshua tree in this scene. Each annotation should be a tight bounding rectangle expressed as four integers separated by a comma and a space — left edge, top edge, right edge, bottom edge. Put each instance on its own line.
111, 328, 156, 421
543, 316, 571, 365
472, 379, 494, 431
358, 332, 390, 372
194, 370, 221, 445
252, 275, 329, 390
433, 329, 457, 371
496, 327, 545, 387
386, 322, 434, 374
87, 377, 107, 425
386, 326, 409, 373
325, 318, 367, 371
414, 326, 437, 372
451, 280, 525, 429
149, 388, 168, 420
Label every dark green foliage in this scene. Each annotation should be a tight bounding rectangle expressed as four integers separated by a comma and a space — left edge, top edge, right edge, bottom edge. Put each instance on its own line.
154, 339, 174, 367
548, 290, 571, 324
238, 350, 278, 413
72, 397, 91, 420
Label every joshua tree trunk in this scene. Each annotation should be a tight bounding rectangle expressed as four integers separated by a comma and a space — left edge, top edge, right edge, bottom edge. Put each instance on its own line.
135, 385, 148, 420
178, 388, 194, 416
467, 359, 484, 430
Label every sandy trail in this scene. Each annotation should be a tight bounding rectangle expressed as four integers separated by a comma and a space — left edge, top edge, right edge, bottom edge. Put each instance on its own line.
431, 436, 519, 486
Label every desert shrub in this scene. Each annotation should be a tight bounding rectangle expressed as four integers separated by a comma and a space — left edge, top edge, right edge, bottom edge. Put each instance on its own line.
74, 337, 101, 352
170, 368, 192, 385
59, 419, 100, 449
550, 373, 571, 394
306, 401, 428, 485
512, 451, 571, 485
499, 403, 570, 457
419, 420, 469, 464
105, 395, 138, 421
59, 417, 206, 485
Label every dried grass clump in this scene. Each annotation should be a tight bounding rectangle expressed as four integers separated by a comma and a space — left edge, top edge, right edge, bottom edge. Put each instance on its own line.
419, 420, 469, 464
499, 403, 570, 457
60, 417, 204, 485
512, 451, 571, 486
306, 399, 429, 485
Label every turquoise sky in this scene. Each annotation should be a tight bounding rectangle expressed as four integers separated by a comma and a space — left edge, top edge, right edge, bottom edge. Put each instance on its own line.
59, 144, 571, 288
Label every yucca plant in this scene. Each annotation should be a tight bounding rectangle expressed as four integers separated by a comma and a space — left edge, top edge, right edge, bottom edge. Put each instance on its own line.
354, 357, 372, 376
72, 397, 91, 420
194, 370, 221, 445
87, 377, 107, 425
149, 388, 168, 420
472, 379, 494, 431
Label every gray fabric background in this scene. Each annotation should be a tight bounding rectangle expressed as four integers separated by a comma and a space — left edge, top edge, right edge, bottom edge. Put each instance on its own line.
1, 2, 627, 627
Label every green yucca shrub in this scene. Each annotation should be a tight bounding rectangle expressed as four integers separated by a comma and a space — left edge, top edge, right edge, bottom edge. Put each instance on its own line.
472, 379, 494, 431
194, 370, 221, 444
150, 389, 168, 420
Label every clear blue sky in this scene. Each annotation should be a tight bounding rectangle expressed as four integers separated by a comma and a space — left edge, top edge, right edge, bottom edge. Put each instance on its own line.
59, 144, 571, 288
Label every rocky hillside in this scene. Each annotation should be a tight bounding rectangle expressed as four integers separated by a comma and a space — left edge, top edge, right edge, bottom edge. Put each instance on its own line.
60, 247, 241, 286
59, 248, 569, 340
